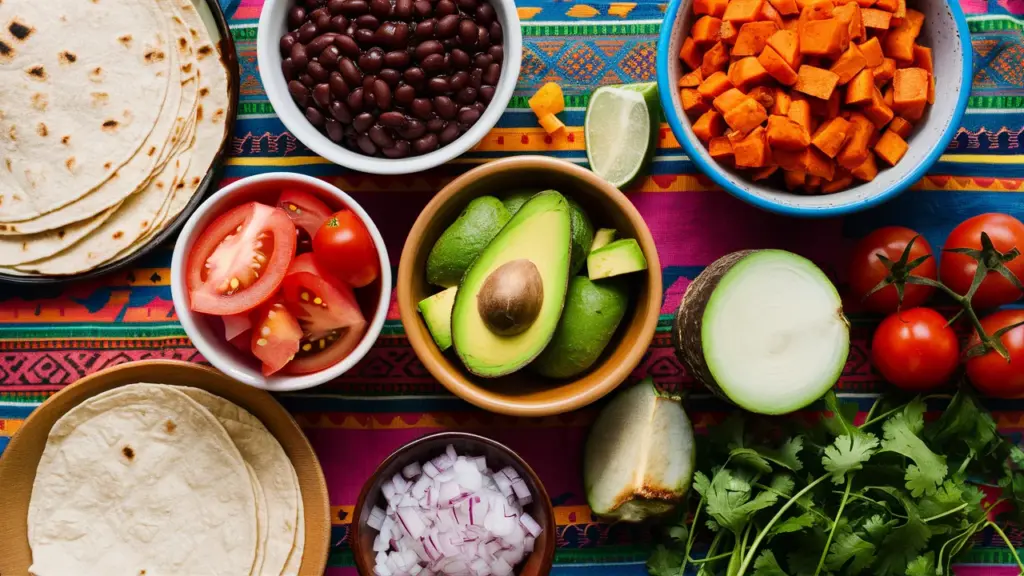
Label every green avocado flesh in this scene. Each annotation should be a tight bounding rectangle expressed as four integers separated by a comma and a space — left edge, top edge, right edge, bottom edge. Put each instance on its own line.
426, 196, 511, 287
532, 276, 629, 379
451, 190, 572, 378
587, 238, 648, 280
417, 286, 457, 351
567, 198, 595, 276
590, 228, 617, 252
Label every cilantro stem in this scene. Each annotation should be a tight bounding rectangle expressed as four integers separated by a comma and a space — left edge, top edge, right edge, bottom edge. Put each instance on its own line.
678, 497, 704, 576
987, 521, 1024, 573
688, 552, 734, 565
697, 532, 725, 576
754, 482, 833, 526
814, 476, 852, 576
862, 397, 882, 426
836, 492, 907, 518
921, 502, 970, 523
735, 473, 831, 576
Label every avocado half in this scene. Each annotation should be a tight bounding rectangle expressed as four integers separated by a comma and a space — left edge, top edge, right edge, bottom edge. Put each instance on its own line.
451, 190, 573, 378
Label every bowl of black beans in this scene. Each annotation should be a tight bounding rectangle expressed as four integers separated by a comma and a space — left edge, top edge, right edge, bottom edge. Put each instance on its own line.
258, 0, 521, 174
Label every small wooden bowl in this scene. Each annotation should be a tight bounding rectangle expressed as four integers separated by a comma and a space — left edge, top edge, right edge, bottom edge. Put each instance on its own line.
351, 432, 556, 575
397, 156, 662, 417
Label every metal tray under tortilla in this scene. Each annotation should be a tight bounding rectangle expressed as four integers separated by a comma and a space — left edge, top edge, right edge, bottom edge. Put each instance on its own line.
0, 0, 240, 285
0, 360, 331, 576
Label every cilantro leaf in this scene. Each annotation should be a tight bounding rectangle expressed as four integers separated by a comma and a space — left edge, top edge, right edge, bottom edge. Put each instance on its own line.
752, 550, 789, 576
822, 433, 879, 483
906, 552, 936, 576
703, 470, 785, 535
926, 389, 1000, 457
875, 493, 932, 575
917, 479, 967, 520
861, 514, 894, 542
693, 471, 711, 497
825, 524, 875, 573
823, 391, 864, 438
881, 412, 947, 496
771, 511, 817, 535
755, 436, 805, 472
903, 397, 926, 434
668, 525, 688, 546
646, 545, 682, 576
730, 447, 773, 474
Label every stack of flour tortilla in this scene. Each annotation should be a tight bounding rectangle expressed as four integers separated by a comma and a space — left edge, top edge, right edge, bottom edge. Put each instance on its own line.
0, 0, 230, 277
27, 384, 305, 576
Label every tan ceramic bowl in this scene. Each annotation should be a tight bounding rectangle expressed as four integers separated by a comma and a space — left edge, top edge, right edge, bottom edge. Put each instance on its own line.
397, 156, 662, 417
351, 432, 556, 575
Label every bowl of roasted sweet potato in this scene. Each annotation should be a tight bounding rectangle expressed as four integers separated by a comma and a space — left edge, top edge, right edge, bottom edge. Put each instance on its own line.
656, 0, 972, 216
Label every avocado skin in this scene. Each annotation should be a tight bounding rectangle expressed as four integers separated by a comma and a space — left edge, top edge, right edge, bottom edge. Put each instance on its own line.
567, 198, 595, 277
426, 196, 511, 287
532, 276, 629, 379
502, 190, 535, 216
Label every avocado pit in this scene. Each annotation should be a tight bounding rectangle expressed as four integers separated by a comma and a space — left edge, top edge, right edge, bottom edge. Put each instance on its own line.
477, 259, 544, 336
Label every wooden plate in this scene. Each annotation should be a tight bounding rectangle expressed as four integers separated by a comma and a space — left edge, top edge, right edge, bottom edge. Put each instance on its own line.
0, 360, 330, 575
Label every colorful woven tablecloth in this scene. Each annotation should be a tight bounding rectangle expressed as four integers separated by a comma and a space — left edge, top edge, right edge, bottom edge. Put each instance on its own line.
4, 0, 1024, 573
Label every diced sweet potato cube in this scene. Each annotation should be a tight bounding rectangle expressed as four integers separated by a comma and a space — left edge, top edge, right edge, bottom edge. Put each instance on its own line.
811, 116, 851, 157
874, 0, 897, 11
724, 97, 770, 134
850, 153, 877, 180
693, 109, 726, 141
788, 98, 813, 129
767, 115, 811, 150
893, 67, 928, 116
896, 0, 906, 17
693, 16, 724, 45
760, 2, 786, 26
858, 37, 885, 67
726, 129, 747, 145
695, 0, 731, 16
723, 0, 766, 22
794, 65, 840, 99
766, 30, 802, 68
830, 44, 867, 84
888, 116, 913, 138
768, 0, 800, 14
773, 88, 793, 115
720, 21, 740, 44
713, 88, 748, 112
873, 57, 896, 86
821, 174, 854, 193
884, 9, 924, 62
702, 41, 731, 76
874, 129, 908, 165
804, 147, 836, 179
681, 88, 710, 117
855, 0, 876, 8
883, 85, 894, 107
784, 169, 807, 189
799, 0, 835, 20
698, 71, 733, 99
836, 113, 874, 169
734, 21, 780, 56
864, 87, 894, 127
914, 44, 936, 104
832, 3, 863, 40
752, 165, 779, 180
748, 85, 777, 109
846, 68, 874, 104
734, 126, 770, 167
783, 18, 801, 31
809, 90, 841, 118
680, 37, 702, 70
861, 8, 891, 29
806, 175, 823, 189
774, 148, 807, 171
800, 19, 849, 58
759, 46, 800, 85
709, 136, 735, 161
679, 68, 704, 87
728, 56, 772, 89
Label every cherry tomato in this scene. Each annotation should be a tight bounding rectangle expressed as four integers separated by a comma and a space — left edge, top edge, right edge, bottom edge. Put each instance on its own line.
871, 307, 960, 391
313, 210, 380, 288
848, 226, 937, 313
280, 254, 367, 375
966, 309, 1024, 398
187, 203, 296, 316
277, 189, 333, 238
250, 299, 302, 376
940, 213, 1024, 309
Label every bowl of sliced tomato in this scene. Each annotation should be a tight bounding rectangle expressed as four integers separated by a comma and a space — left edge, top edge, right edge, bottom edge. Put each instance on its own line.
170, 172, 390, 390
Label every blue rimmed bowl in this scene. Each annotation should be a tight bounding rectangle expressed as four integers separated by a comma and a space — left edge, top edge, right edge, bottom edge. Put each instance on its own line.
655, 0, 972, 217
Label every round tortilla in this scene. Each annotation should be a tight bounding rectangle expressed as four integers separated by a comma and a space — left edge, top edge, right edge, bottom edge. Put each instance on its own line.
27, 384, 258, 576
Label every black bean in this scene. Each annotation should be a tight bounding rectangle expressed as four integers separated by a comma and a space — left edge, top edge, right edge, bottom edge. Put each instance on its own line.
303, 0, 320, 8
411, 98, 433, 119
300, 73, 316, 87
415, 40, 444, 61
280, 34, 297, 57
434, 95, 456, 119
489, 20, 502, 44
369, 125, 396, 148
380, 111, 407, 127
353, 112, 375, 132
339, 57, 362, 86
362, 74, 377, 94
413, 0, 433, 18
427, 117, 446, 132
356, 14, 379, 29
375, 22, 399, 47
316, 11, 333, 30
479, 84, 494, 103
395, 84, 416, 105
471, 101, 485, 114
428, 76, 450, 94
487, 45, 503, 64
474, 53, 492, 69
329, 100, 353, 123
475, 3, 495, 26
413, 133, 439, 154
329, 72, 350, 98
458, 19, 477, 45
326, 118, 345, 142
313, 83, 331, 108
379, 68, 401, 86
398, 119, 426, 139
364, 88, 377, 108
311, 6, 329, 20
282, 57, 297, 80
415, 19, 436, 39
347, 88, 365, 113
371, 0, 391, 18
440, 122, 461, 144
449, 70, 469, 91
436, 0, 457, 16
288, 6, 307, 29
450, 49, 470, 69
455, 86, 477, 104
359, 49, 384, 74
482, 62, 500, 85
328, 0, 346, 14
403, 67, 425, 84
457, 0, 477, 11
373, 79, 393, 109
357, 134, 378, 155
354, 28, 375, 45
469, 68, 482, 89
320, 45, 341, 67
436, 14, 460, 37
288, 80, 309, 104
394, 0, 413, 18
290, 43, 309, 68
383, 140, 411, 158
421, 53, 445, 73
477, 27, 490, 49
341, 0, 369, 15
392, 23, 410, 46
335, 34, 360, 57
306, 106, 327, 127
330, 15, 350, 32
308, 61, 329, 81
384, 50, 410, 68
457, 106, 480, 125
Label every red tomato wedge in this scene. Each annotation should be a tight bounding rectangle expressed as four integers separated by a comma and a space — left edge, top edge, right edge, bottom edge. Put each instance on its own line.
250, 299, 302, 376
222, 312, 252, 342
280, 253, 368, 375
188, 203, 297, 316
278, 189, 333, 238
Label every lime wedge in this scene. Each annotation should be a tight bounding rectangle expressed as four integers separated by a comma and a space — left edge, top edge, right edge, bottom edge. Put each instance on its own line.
584, 83, 660, 190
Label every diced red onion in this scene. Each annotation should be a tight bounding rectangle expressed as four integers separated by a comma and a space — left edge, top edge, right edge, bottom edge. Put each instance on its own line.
368, 506, 387, 531
423, 461, 440, 478
403, 461, 423, 479
520, 513, 542, 538
491, 557, 513, 576
393, 473, 410, 494
511, 479, 532, 505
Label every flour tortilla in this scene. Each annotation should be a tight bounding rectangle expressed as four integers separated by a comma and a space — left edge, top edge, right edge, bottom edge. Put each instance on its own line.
180, 387, 302, 576
0, 0, 173, 222
280, 476, 307, 576
0, 203, 120, 266
246, 462, 271, 576
27, 383, 258, 576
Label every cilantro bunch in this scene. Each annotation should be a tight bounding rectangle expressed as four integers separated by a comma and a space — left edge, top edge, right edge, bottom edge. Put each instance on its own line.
648, 389, 1024, 576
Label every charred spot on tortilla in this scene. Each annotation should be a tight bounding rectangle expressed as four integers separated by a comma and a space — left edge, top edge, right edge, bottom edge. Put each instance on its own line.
36, 123, 47, 137
31, 93, 47, 110
192, 176, 200, 186
141, 220, 149, 228
27, 65, 46, 80
118, 34, 132, 47
65, 157, 75, 172
61, 135, 70, 145
181, 62, 193, 74
122, 446, 134, 460
4, 159, 11, 172
113, 230, 123, 240
8, 21, 32, 40
176, 181, 185, 190
213, 108, 225, 123
58, 229, 65, 238
89, 66, 103, 82
164, 420, 177, 434
189, 27, 199, 41
197, 44, 213, 59
59, 51, 76, 64
103, 161, 112, 170
0, 41, 13, 58
22, 241, 27, 251
196, 104, 203, 121
148, 145, 156, 156
90, 92, 109, 107
102, 119, 119, 131
199, 87, 210, 97
156, 180, 165, 189
178, 37, 187, 50
8, 126, 16, 141
144, 50, 165, 63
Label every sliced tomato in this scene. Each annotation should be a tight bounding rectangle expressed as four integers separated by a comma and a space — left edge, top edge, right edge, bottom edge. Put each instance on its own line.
222, 312, 252, 342
229, 329, 252, 353
278, 189, 333, 238
188, 202, 296, 316
250, 299, 302, 376
279, 253, 368, 374
313, 209, 380, 288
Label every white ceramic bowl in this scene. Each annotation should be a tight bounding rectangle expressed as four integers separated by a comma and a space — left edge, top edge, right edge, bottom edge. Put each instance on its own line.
171, 173, 391, 391
257, 0, 522, 175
